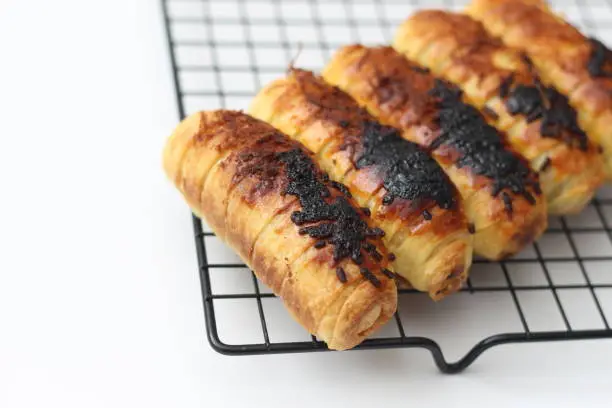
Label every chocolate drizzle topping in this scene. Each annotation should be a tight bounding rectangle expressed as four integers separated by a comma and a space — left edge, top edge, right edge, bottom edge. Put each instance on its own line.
429, 79, 539, 208
336, 267, 347, 283
410, 65, 430, 74
329, 180, 352, 197
360, 267, 381, 288
355, 120, 457, 211
277, 148, 387, 287
588, 38, 612, 78
500, 74, 589, 150
381, 268, 395, 279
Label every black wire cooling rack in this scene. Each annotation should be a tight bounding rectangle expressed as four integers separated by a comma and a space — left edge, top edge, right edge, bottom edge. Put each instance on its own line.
161, 0, 612, 373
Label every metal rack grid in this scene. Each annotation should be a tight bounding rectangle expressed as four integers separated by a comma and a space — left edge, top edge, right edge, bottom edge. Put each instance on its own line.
161, 0, 612, 373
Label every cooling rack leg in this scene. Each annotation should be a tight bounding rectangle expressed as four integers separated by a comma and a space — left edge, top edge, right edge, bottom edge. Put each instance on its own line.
432, 330, 612, 374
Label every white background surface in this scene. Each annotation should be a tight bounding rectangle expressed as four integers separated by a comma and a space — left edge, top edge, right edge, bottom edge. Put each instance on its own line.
1, 0, 611, 407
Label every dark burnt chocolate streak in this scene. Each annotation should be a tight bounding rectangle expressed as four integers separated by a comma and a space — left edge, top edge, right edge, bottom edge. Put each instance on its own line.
355, 120, 457, 211
501, 75, 588, 150
429, 80, 540, 213
588, 38, 612, 79
293, 68, 457, 218
276, 148, 389, 287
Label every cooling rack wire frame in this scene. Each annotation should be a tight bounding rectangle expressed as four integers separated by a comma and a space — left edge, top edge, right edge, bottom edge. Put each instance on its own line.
161, 0, 612, 373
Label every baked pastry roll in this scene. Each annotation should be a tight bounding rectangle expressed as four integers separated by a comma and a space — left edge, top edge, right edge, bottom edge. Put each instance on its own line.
163, 110, 397, 350
465, 0, 612, 179
323, 45, 547, 260
393, 11, 605, 214
249, 69, 472, 299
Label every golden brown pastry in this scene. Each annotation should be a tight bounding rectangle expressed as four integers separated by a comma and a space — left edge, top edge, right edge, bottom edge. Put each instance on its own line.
323, 45, 547, 260
465, 0, 612, 179
393, 11, 605, 214
163, 110, 397, 350
250, 68, 473, 299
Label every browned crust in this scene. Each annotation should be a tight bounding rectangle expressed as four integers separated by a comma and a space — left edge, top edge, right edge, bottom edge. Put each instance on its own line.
466, 0, 612, 178
394, 11, 605, 213
323, 44, 548, 260
323, 46, 465, 160
467, 0, 612, 109
162, 110, 397, 350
